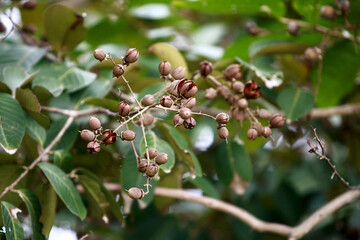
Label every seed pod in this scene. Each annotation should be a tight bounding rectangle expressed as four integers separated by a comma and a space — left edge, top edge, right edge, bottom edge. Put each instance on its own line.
160, 95, 173, 108
338, 0, 350, 14
89, 117, 101, 130
118, 101, 131, 117
232, 81, 244, 93
287, 21, 300, 36
245, 21, 260, 36
183, 117, 196, 129
123, 48, 139, 64
304, 47, 321, 62
102, 129, 117, 145
173, 114, 184, 127
199, 61, 213, 77
244, 80, 261, 99
137, 159, 148, 173
216, 113, 230, 124
120, 130, 136, 141
171, 66, 186, 80
224, 64, 241, 81
247, 128, 258, 140
93, 49, 106, 62
159, 61, 172, 76
142, 113, 154, 126
179, 80, 198, 98
169, 80, 181, 96
321, 5, 336, 19
128, 187, 144, 200
141, 94, 155, 106
179, 107, 192, 119
144, 148, 158, 159
218, 126, 229, 140
237, 98, 248, 109
155, 153, 169, 165
269, 114, 285, 128
113, 64, 124, 78
217, 86, 232, 100
205, 88, 217, 100
21, 0, 37, 9
80, 130, 95, 142
262, 126, 272, 138
146, 163, 158, 177
181, 97, 196, 109
252, 122, 264, 135
232, 108, 245, 122
87, 141, 101, 154
258, 109, 271, 119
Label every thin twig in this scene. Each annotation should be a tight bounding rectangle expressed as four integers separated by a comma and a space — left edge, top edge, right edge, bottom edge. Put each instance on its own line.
113, 106, 151, 133
126, 123, 139, 160
309, 103, 360, 118
139, 115, 150, 163
121, 75, 142, 108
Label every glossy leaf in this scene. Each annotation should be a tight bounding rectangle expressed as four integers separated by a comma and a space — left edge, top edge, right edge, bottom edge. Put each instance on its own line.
215, 142, 234, 186
0, 43, 46, 73
44, 5, 87, 54
44, 117, 78, 150
188, 177, 220, 199
277, 86, 314, 121
2, 66, 26, 93
53, 150, 72, 173
83, 97, 118, 112
25, 113, 46, 146
40, 184, 57, 237
16, 189, 45, 240
230, 139, 252, 182
1, 201, 24, 240
0, 93, 26, 154
15, 88, 40, 112
249, 40, 309, 59
37, 162, 87, 220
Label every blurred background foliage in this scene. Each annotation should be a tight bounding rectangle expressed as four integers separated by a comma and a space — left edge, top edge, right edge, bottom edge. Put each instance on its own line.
0, 0, 360, 239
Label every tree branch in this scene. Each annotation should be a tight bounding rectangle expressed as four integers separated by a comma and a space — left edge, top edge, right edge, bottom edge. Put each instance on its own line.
308, 103, 360, 119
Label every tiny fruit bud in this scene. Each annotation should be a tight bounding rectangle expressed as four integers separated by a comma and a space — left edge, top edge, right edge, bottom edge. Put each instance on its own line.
262, 126, 272, 138
118, 101, 131, 117
247, 128, 258, 140
93, 49, 106, 62
258, 109, 271, 119
146, 163, 158, 177
159, 61, 172, 76
171, 66, 186, 80
216, 113, 230, 124
269, 114, 285, 128
155, 153, 169, 165
232, 81, 244, 93
205, 88, 217, 99
321, 5, 336, 19
181, 97, 196, 109
244, 80, 261, 99
237, 98, 248, 109
21, 0, 37, 9
120, 130, 136, 141
287, 21, 300, 36
80, 130, 95, 142
160, 95, 173, 108
218, 126, 229, 140
304, 47, 321, 62
89, 117, 101, 130
113, 64, 124, 78
183, 117, 196, 129
179, 107, 192, 119
87, 141, 101, 154
145, 148, 158, 159
224, 64, 241, 80
142, 113, 154, 126
123, 48, 139, 64
102, 129, 117, 145
245, 21, 260, 36
128, 187, 144, 200
199, 61, 213, 77
137, 159, 148, 173
141, 94, 155, 106
173, 114, 184, 127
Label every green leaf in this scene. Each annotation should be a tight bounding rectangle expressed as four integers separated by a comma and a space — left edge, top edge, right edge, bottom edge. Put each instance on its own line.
32, 63, 96, 97
40, 184, 57, 237
249, 40, 309, 59
15, 88, 40, 112
0, 93, 26, 154
121, 152, 143, 191
44, 117, 78, 150
44, 5, 87, 54
2, 67, 26, 93
139, 131, 175, 172
276, 86, 314, 121
53, 150, 72, 173
25, 113, 46, 146
1, 201, 24, 240
188, 177, 220, 199
0, 43, 46, 73
83, 97, 118, 112
72, 77, 113, 105
149, 42, 189, 77
16, 189, 45, 240
37, 162, 87, 220
215, 142, 234, 186
230, 139, 252, 182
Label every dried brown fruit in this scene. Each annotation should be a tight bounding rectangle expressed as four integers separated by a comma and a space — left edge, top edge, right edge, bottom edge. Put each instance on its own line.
102, 129, 117, 145
183, 117, 196, 129
159, 61, 172, 76
142, 113, 154, 126
120, 130, 136, 141
237, 98, 248, 109
179, 80, 198, 98
171, 66, 186, 80
181, 97, 196, 109
258, 109, 271, 119
93, 49, 106, 62
145, 148, 158, 159
89, 117, 101, 130
245, 21, 260, 36
179, 107, 192, 119
128, 187, 144, 200
205, 88, 217, 100
247, 128, 258, 140
304, 47, 321, 62
146, 163, 158, 177
218, 126, 229, 140
155, 153, 169, 165
232, 81, 244, 93
113, 64, 124, 78
321, 5, 336, 19
80, 130, 95, 142
123, 48, 139, 64
87, 141, 101, 154
141, 94, 155, 106
21, 0, 37, 9
118, 101, 131, 117
216, 113, 230, 124
244, 80, 261, 99
160, 95, 173, 108
173, 114, 184, 127
287, 21, 300, 36
269, 114, 285, 128
224, 64, 241, 80
137, 159, 148, 173
262, 126, 272, 138
199, 61, 213, 77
